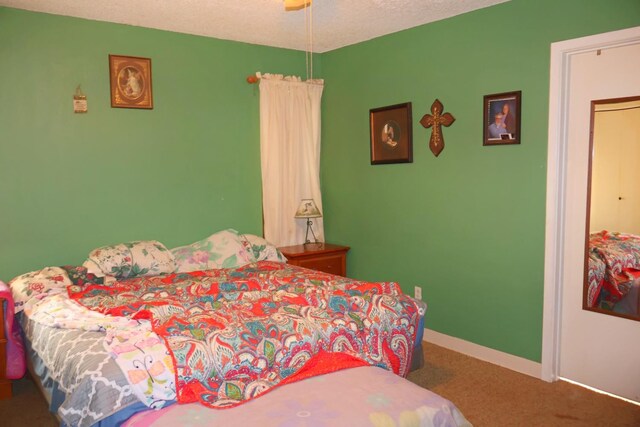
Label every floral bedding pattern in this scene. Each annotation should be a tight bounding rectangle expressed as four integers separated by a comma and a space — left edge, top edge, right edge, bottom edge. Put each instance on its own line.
589, 231, 640, 307
171, 229, 253, 273
586, 252, 606, 308
62, 264, 106, 287
68, 261, 420, 409
240, 233, 287, 263
9, 266, 72, 313
15, 271, 177, 410
10, 269, 151, 427
84, 240, 176, 278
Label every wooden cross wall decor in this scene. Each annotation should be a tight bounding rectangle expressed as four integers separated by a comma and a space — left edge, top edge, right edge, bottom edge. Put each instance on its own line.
420, 99, 455, 157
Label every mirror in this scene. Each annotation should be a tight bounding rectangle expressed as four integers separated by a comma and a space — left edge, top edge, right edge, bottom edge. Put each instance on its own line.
584, 95, 640, 321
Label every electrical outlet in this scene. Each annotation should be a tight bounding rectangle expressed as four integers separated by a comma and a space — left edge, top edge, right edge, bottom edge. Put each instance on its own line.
414, 286, 422, 300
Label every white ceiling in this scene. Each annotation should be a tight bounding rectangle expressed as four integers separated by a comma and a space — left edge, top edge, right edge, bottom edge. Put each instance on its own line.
1, 0, 509, 52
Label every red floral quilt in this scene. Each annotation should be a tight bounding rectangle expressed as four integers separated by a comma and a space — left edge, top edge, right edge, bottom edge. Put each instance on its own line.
68, 261, 420, 408
589, 231, 640, 307
586, 252, 605, 308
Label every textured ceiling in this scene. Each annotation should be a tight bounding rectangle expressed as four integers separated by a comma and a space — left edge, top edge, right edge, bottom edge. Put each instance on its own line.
1, 0, 509, 52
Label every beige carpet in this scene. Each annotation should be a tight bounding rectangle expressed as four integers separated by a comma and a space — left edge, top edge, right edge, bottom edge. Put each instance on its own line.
0, 373, 57, 427
1, 343, 639, 426
409, 342, 640, 426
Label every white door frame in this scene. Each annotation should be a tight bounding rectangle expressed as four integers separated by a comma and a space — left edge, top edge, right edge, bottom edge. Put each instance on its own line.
542, 26, 640, 382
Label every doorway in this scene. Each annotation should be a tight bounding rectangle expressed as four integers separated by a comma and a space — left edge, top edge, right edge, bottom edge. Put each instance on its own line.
542, 26, 640, 403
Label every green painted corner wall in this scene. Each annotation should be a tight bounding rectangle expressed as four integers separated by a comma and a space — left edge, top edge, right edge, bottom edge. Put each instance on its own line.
319, 0, 640, 362
0, 7, 307, 281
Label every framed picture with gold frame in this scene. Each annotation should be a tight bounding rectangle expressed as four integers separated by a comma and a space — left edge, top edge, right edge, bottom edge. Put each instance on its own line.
109, 54, 153, 109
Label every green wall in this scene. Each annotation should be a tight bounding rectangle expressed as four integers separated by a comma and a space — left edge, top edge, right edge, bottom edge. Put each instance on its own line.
0, 7, 307, 281
320, 0, 640, 361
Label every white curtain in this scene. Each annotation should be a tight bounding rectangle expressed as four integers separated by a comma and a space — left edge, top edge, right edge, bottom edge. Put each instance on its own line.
258, 73, 324, 246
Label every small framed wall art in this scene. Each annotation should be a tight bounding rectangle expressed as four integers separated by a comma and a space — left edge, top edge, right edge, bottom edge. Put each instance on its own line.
483, 91, 521, 146
109, 54, 153, 109
369, 102, 413, 164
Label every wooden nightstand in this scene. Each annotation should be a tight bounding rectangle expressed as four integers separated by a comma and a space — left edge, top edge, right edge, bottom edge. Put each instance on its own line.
0, 297, 11, 399
279, 243, 350, 277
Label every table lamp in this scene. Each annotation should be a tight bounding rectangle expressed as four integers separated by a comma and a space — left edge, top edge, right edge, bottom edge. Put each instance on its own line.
294, 198, 322, 244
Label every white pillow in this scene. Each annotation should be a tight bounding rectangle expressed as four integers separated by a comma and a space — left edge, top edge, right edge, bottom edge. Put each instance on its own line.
240, 234, 287, 262
9, 267, 71, 313
82, 259, 105, 278
170, 229, 253, 273
84, 240, 176, 279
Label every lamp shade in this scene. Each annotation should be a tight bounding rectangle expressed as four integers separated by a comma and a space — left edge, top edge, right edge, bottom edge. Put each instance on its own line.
294, 199, 322, 218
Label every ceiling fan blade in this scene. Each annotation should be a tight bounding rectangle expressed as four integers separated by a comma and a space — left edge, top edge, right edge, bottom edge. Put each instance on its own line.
284, 0, 312, 11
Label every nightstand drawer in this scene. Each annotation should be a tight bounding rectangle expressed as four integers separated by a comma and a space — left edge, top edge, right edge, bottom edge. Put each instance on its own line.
278, 243, 350, 277
297, 254, 344, 276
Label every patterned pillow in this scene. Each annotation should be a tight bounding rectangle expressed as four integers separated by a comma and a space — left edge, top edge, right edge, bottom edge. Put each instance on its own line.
9, 267, 72, 313
240, 234, 287, 263
61, 265, 105, 287
84, 240, 176, 279
171, 229, 253, 273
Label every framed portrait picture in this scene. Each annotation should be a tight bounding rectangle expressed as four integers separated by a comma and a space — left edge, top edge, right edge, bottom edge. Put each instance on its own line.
369, 102, 413, 164
109, 54, 153, 109
483, 91, 521, 146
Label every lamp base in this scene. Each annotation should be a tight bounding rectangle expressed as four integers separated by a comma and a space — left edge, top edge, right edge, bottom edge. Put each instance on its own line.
304, 218, 320, 244
303, 241, 323, 249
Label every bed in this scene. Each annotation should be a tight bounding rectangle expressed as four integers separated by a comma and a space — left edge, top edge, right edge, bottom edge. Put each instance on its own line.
8, 230, 470, 426
587, 230, 640, 316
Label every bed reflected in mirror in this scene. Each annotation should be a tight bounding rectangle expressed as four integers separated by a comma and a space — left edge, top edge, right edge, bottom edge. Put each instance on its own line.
584, 95, 640, 321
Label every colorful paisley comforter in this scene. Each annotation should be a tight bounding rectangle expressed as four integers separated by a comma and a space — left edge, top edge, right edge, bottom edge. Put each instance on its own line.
68, 261, 420, 409
589, 231, 640, 308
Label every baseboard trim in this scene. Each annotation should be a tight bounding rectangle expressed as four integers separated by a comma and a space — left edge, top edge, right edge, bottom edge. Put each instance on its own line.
424, 328, 542, 379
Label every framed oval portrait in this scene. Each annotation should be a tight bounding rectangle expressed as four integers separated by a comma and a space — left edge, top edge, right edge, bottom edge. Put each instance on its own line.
109, 54, 153, 109
369, 102, 413, 165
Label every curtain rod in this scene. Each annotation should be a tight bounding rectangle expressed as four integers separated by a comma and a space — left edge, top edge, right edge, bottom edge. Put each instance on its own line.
246, 73, 323, 85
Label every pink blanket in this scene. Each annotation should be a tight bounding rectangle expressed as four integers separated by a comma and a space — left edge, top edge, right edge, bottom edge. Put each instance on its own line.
0, 281, 26, 379
122, 366, 472, 427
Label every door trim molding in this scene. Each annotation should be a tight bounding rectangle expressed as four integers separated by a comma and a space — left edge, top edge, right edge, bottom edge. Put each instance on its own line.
542, 26, 640, 382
